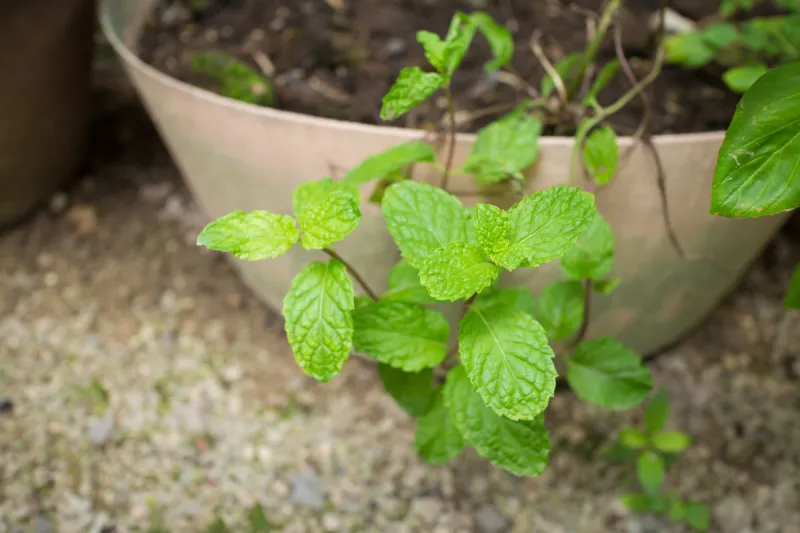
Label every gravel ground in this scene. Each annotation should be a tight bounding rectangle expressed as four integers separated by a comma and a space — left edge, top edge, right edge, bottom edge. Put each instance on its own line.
1, 64, 800, 533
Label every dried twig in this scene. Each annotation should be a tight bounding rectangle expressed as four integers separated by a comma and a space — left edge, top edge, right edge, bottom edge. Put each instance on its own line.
530, 31, 568, 104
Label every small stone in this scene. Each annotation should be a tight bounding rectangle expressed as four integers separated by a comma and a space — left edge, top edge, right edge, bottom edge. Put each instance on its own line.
384, 38, 407, 57
44, 272, 59, 287
410, 497, 441, 524
49, 193, 69, 213
88, 412, 115, 446
138, 182, 172, 203
474, 505, 510, 533
66, 204, 98, 235
713, 494, 752, 533
34, 513, 53, 533
0, 397, 13, 415
321, 513, 342, 532
290, 471, 324, 509
160, 3, 192, 26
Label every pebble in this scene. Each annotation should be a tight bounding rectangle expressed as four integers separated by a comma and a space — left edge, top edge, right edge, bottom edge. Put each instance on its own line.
290, 471, 324, 509
410, 497, 441, 524
474, 505, 510, 533
66, 204, 98, 235
321, 513, 342, 532
88, 413, 115, 446
384, 38, 407, 57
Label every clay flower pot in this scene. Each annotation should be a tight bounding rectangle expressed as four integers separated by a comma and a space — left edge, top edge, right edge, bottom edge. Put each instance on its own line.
0, 0, 95, 227
100, 0, 787, 355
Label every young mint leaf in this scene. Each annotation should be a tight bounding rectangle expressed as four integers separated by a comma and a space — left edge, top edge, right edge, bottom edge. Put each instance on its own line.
415, 389, 465, 464
380, 67, 445, 121
471, 12, 514, 71
383, 260, 437, 304
621, 493, 658, 513
353, 301, 449, 371
619, 427, 648, 450
416, 12, 476, 77
567, 337, 652, 410
582, 127, 619, 186
462, 112, 543, 185
282, 260, 354, 382
248, 504, 276, 532
535, 280, 585, 341
712, 61, 800, 217
491, 186, 596, 270
700, 22, 740, 48
685, 502, 711, 531
665, 33, 715, 67
473, 204, 511, 256
473, 286, 535, 316
652, 431, 692, 453
379, 364, 435, 417
382, 180, 469, 268
419, 242, 499, 301
197, 211, 298, 260
723, 63, 769, 93
292, 178, 361, 250
785, 265, 800, 309
594, 277, 621, 295
645, 390, 670, 434
444, 366, 550, 476
541, 53, 582, 97
459, 304, 557, 420
191, 51, 274, 106
584, 60, 620, 105
668, 499, 687, 522
637, 450, 665, 495
561, 212, 615, 280
341, 141, 436, 187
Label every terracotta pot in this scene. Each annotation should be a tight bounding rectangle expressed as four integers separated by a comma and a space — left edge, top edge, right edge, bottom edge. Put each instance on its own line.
0, 0, 94, 227
100, 0, 788, 355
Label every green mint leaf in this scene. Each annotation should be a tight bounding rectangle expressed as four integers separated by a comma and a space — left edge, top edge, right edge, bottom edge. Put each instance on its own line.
419, 242, 500, 301
383, 260, 437, 304
582, 127, 619, 186
685, 502, 711, 531
567, 337, 652, 410
444, 366, 550, 476
541, 53, 582, 97
785, 265, 800, 309
459, 304, 556, 420
645, 390, 670, 434
584, 60, 620, 105
382, 180, 469, 268
621, 493, 659, 513
594, 277, 621, 295
353, 300, 449, 371
415, 388, 465, 464
462, 112, 543, 185
380, 67, 445, 121
491, 186, 596, 270
700, 22, 740, 48
473, 286, 535, 316
341, 141, 436, 187
191, 52, 274, 106
197, 210, 298, 260
354, 296, 372, 309
668, 499, 687, 522
282, 260, 354, 382
652, 431, 691, 453
471, 12, 514, 71
561, 212, 615, 280
711, 62, 800, 217
473, 204, 511, 256
248, 504, 276, 532
292, 178, 361, 250
416, 13, 475, 77
535, 280, 585, 341
379, 364, 435, 417
619, 427, 648, 450
665, 33, 715, 67
637, 450, 665, 495
723, 63, 769, 93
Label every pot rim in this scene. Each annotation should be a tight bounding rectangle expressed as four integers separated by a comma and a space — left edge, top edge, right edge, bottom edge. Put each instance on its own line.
99, 0, 727, 147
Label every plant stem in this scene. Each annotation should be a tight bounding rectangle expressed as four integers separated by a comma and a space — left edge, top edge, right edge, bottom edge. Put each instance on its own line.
569, 0, 667, 183
323, 248, 378, 300
571, 279, 593, 349
441, 83, 458, 191
567, 0, 622, 100
530, 31, 569, 104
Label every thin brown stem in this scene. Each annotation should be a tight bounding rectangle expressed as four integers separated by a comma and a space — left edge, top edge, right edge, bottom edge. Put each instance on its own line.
324, 248, 379, 300
571, 279, 594, 350
531, 31, 568, 105
441, 84, 458, 191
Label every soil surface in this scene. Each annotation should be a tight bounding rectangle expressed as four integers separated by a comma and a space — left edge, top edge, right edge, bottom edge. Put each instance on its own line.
2, 46, 800, 533
138, 0, 742, 134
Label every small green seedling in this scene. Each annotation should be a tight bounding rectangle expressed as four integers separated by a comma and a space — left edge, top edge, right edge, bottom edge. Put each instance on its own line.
191, 51, 275, 106
616, 391, 710, 532
666, 0, 800, 92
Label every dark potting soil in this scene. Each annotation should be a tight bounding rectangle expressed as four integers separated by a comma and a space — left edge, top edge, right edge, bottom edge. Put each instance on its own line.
138, 0, 741, 135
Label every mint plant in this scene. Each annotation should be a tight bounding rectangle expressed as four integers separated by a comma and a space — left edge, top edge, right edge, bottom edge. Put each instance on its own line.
665, 1, 800, 92
196, 6, 689, 479
616, 392, 711, 532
